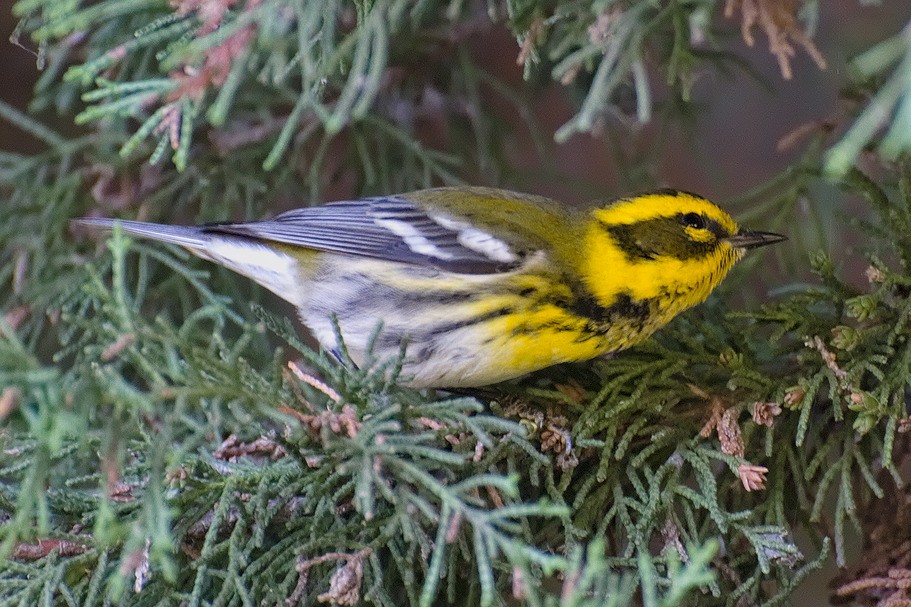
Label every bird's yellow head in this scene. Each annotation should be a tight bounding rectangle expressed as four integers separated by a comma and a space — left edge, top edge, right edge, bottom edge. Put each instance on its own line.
581, 190, 785, 319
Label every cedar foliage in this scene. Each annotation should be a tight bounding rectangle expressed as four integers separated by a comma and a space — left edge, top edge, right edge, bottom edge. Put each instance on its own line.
2, 1, 911, 605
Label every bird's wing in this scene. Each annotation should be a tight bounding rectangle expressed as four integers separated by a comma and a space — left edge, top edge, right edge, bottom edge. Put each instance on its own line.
203, 192, 551, 274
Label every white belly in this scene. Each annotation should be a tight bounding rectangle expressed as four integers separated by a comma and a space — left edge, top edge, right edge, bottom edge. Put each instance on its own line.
298, 257, 513, 388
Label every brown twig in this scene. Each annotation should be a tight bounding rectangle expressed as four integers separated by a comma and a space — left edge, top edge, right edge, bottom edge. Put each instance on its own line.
696, 390, 768, 491
0, 387, 21, 422
101, 333, 135, 362
724, 0, 826, 80
287, 361, 341, 403
12, 538, 89, 560
214, 434, 287, 462
288, 548, 372, 607
831, 436, 911, 606
516, 16, 543, 67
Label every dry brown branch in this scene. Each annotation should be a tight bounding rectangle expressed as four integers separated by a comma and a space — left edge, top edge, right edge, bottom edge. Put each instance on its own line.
504, 401, 578, 470
120, 538, 151, 593
751, 401, 782, 427
12, 538, 89, 560
0, 387, 21, 422
696, 391, 767, 491
1, 305, 30, 335
737, 464, 769, 492
101, 333, 136, 361
516, 16, 543, 67
832, 438, 911, 606
287, 361, 342, 403
724, 0, 826, 80
293, 404, 362, 438
214, 434, 288, 462
289, 548, 372, 607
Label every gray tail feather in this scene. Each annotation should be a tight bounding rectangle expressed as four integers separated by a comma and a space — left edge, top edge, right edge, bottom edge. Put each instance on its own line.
72, 218, 209, 249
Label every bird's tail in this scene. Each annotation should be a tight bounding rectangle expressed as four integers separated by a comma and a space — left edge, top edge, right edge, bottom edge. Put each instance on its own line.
72, 218, 209, 250
73, 217, 305, 306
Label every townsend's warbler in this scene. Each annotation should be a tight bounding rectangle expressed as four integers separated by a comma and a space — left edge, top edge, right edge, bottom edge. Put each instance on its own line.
75, 187, 785, 387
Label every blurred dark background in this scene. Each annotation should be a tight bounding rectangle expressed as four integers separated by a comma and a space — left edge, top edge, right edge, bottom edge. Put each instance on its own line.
2, 4, 909, 202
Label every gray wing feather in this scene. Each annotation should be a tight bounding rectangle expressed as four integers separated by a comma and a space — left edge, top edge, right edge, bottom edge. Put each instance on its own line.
203, 196, 524, 274
72, 218, 208, 249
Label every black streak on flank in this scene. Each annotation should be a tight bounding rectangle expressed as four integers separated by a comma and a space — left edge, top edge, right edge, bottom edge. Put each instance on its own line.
504, 284, 654, 339
420, 306, 515, 339
573, 293, 652, 338
376, 305, 514, 348
565, 291, 615, 324
605, 293, 651, 323
561, 282, 652, 335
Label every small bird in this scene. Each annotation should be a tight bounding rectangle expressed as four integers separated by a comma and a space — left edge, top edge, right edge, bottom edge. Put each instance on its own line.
75, 187, 785, 388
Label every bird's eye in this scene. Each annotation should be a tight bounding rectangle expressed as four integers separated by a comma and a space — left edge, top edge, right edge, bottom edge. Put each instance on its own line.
682, 213, 705, 229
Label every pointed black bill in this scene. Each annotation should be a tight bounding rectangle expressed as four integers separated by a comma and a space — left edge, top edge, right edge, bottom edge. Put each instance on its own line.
726, 229, 787, 250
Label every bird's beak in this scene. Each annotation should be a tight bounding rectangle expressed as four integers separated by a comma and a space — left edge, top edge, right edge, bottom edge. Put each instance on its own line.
725, 229, 787, 250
